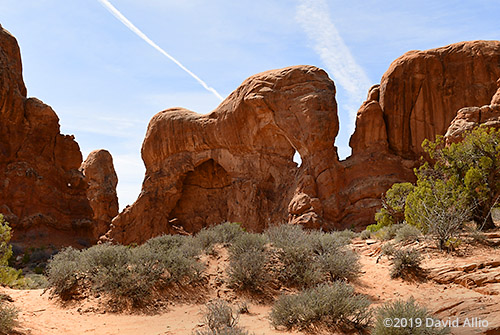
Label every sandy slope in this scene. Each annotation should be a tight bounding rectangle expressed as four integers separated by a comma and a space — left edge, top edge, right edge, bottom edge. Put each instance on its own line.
5, 235, 500, 335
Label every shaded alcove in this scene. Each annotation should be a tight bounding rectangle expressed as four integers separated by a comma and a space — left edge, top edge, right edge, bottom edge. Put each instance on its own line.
169, 159, 231, 232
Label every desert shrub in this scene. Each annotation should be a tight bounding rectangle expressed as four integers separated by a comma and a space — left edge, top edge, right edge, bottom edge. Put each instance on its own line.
373, 298, 450, 335
46, 247, 83, 299
0, 299, 18, 335
375, 183, 415, 227
381, 242, 396, 257
194, 222, 245, 253
195, 299, 254, 335
309, 231, 360, 281
328, 230, 356, 245
390, 248, 422, 279
265, 224, 307, 249
266, 225, 322, 286
0, 215, 24, 287
203, 299, 239, 330
422, 127, 500, 230
374, 224, 405, 241
141, 235, 204, 283
270, 282, 371, 331
47, 236, 204, 305
394, 224, 422, 242
23, 273, 49, 289
265, 225, 361, 286
227, 233, 269, 291
405, 176, 472, 250
360, 230, 372, 240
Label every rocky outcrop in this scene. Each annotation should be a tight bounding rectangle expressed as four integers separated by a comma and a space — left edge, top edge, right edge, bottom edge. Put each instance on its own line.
346, 41, 500, 227
445, 78, 500, 144
109, 66, 342, 244
80, 150, 118, 239
108, 40, 500, 244
378, 41, 500, 159
348, 85, 388, 155
0, 26, 97, 247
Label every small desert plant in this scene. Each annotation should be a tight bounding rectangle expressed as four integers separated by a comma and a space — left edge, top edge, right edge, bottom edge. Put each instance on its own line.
0, 299, 18, 335
195, 300, 253, 335
394, 224, 422, 242
23, 273, 49, 289
381, 242, 396, 257
194, 222, 245, 253
265, 224, 308, 249
309, 231, 360, 281
328, 230, 356, 245
375, 224, 404, 241
373, 298, 450, 335
270, 282, 371, 331
390, 248, 422, 279
46, 247, 83, 299
360, 229, 372, 240
227, 233, 269, 291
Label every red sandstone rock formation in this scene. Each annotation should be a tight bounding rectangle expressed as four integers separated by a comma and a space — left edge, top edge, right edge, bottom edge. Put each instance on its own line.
5, 21, 500, 246
0, 26, 99, 247
445, 78, 500, 144
109, 66, 342, 244
108, 41, 500, 244
80, 150, 118, 239
346, 41, 500, 227
378, 41, 500, 159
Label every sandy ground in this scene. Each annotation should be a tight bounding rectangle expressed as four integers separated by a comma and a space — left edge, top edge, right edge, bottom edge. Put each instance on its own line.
4, 234, 500, 335
8, 291, 298, 335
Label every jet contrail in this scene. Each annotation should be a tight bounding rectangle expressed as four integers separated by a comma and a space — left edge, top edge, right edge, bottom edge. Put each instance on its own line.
97, 0, 224, 101
296, 0, 371, 122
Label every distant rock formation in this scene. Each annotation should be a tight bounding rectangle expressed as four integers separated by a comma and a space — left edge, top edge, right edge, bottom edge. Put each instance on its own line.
109, 41, 500, 244
377, 41, 500, 159
3, 23, 500, 246
0, 26, 117, 248
345, 41, 500, 227
80, 150, 118, 239
109, 66, 342, 244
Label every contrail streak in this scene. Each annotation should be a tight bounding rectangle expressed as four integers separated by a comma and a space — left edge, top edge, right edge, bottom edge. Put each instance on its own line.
296, 0, 371, 122
97, 0, 224, 101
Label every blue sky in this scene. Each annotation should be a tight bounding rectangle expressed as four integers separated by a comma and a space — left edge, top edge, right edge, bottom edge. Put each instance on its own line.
1, 0, 499, 209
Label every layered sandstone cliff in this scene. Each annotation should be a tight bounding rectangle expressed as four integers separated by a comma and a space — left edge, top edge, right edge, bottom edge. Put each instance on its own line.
0, 26, 117, 247
377, 41, 500, 159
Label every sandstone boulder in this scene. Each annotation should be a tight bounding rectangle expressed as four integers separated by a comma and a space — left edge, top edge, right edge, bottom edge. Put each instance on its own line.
80, 150, 118, 239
